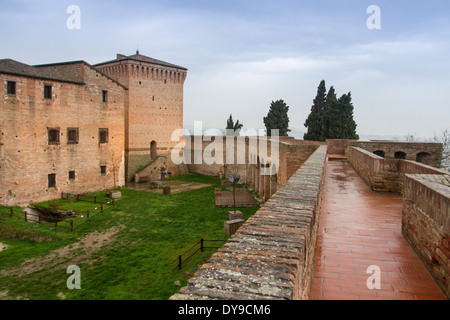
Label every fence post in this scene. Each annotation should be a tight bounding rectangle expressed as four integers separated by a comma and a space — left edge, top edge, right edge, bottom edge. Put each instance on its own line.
10, 207, 13, 217
87, 210, 90, 219
70, 220, 74, 232
178, 255, 182, 270
201, 238, 204, 252
94, 196, 97, 204
24, 211, 27, 222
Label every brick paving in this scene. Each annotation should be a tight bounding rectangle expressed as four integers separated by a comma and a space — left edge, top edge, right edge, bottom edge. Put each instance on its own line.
310, 156, 446, 300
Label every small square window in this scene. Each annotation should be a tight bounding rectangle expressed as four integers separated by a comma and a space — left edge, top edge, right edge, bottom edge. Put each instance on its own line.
99, 128, 108, 143
48, 174, 56, 188
7, 81, 16, 95
100, 165, 107, 175
67, 128, 79, 144
44, 85, 52, 99
48, 127, 60, 145
68, 170, 76, 180
102, 90, 108, 103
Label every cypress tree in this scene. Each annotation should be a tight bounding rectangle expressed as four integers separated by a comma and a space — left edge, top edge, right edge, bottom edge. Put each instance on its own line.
263, 99, 291, 136
322, 91, 359, 140
304, 80, 326, 141
338, 92, 359, 140
321, 86, 338, 140
226, 114, 243, 135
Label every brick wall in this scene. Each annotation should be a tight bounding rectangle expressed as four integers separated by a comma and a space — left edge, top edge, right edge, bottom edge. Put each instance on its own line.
96, 58, 186, 181
348, 147, 400, 192
184, 136, 319, 202
326, 139, 352, 155
402, 174, 450, 299
350, 141, 443, 168
348, 147, 447, 194
170, 145, 327, 300
0, 63, 126, 206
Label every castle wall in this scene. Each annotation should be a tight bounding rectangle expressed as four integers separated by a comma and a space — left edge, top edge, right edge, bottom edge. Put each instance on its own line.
350, 141, 443, 168
326, 139, 351, 155
348, 146, 447, 194
97, 59, 186, 181
183, 136, 319, 202
0, 63, 126, 206
170, 145, 328, 300
402, 174, 450, 299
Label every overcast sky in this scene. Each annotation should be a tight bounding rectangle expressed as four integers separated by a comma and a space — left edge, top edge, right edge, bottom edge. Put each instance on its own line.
1, 0, 449, 139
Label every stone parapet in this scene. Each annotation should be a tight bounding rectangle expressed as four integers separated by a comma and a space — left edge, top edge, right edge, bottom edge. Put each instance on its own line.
348, 146, 447, 194
402, 174, 450, 299
170, 145, 327, 300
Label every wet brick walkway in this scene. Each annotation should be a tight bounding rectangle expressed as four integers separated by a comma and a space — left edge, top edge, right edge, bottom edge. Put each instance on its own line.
310, 156, 446, 300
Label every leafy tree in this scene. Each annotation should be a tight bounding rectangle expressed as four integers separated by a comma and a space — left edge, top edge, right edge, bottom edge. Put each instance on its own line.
226, 114, 243, 135
304, 80, 327, 141
304, 80, 359, 141
322, 90, 359, 140
263, 99, 291, 136
320, 86, 338, 140
338, 92, 359, 140
432, 128, 450, 168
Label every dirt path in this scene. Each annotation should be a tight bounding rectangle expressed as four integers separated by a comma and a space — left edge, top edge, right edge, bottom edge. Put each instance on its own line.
0, 226, 123, 277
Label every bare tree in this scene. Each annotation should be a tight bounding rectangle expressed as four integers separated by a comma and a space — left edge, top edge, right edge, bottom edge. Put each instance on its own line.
432, 128, 450, 168
404, 133, 416, 142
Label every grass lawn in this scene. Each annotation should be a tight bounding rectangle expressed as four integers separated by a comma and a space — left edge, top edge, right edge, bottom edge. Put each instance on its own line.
0, 173, 260, 300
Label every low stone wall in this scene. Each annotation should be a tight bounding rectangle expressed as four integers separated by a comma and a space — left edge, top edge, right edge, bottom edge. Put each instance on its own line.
348, 147, 401, 192
186, 136, 320, 203
348, 147, 446, 193
170, 145, 328, 300
326, 139, 352, 155
402, 174, 450, 299
349, 140, 443, 168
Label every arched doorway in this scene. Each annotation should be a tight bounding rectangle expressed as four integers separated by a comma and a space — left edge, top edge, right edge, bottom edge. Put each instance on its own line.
416, 152, 432, 165
394, 151, 406, 159
373, 150, 385, 158
150, 141, 157, 161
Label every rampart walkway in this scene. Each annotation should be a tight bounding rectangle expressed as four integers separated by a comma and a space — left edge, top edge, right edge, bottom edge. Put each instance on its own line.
310, 156, 446, 300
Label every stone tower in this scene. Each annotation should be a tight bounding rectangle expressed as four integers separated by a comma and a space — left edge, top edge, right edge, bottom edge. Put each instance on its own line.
95, 52, 187, 181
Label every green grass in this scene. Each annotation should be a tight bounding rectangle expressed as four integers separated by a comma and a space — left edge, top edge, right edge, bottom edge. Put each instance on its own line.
0, 173, 260, 300
32, 193, 112, 215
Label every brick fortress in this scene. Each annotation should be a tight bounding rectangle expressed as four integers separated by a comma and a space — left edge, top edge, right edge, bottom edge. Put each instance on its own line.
0, 52, 187, 206
1, 51, 449, 299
